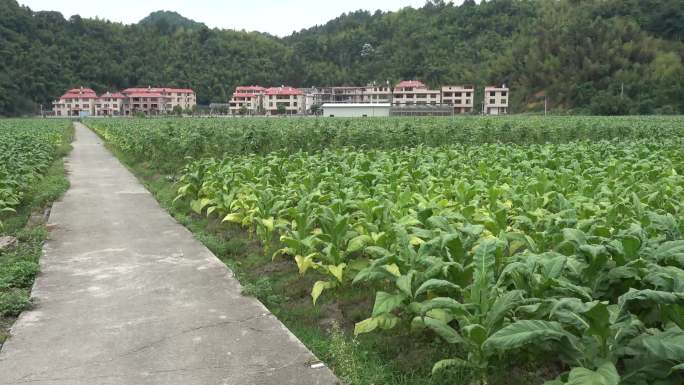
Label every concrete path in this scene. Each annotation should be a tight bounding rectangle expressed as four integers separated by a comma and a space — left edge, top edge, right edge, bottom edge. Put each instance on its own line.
0, 123, 339, 385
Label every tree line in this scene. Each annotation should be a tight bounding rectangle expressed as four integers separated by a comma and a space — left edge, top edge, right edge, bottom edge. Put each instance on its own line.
0, 0, 682, 116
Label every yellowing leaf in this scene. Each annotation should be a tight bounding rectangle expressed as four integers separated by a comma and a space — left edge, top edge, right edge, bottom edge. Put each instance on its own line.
354, 317, 379, 335
327, 263, 347, 282
294, 254, 318, 275
222, 212, 242, 223
311, 280, 333, 305
383, 263, 401, 277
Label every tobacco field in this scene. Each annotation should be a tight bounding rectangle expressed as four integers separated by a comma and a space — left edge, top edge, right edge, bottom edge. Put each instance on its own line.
88, 116, 684, 384
0, 119, 72, 230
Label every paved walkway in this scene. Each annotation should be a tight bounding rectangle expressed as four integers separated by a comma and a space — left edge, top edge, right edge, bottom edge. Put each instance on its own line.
0, 123, 339, 385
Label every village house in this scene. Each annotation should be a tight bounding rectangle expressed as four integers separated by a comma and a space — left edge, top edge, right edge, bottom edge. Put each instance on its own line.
264, 86, 305, 115
484, 85, 509, 115
229, 86, 266, 115
392, 80, 441, 106
52, 86, 196, 117
362, 83, 393, 104
441, 85, 474, 114
121, 87, 196, 115
95, 92, 125, 116
52, 87, 99, 117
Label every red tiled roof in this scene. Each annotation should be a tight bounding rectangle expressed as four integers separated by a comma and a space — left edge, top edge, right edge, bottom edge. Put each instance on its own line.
170, 88, 195, 94
61, 94, 97, 100
99, 92, 125, 99
127, 93, 164, 98
60, 87, 98, 100
66, 87, 97, 94
265, 87, 302, 96
236, 86, 266, 92
395, 80, 426, 89
123, 87, 194, 94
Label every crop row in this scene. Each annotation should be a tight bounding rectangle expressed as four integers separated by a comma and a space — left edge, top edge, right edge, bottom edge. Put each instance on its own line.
0, 119, 71, 230
86, 116, 684, 171
90, 118, 684, 384
176, 139, 684, 383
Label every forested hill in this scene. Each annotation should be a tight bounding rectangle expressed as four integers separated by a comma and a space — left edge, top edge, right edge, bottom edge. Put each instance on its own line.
1, 0, 683, 116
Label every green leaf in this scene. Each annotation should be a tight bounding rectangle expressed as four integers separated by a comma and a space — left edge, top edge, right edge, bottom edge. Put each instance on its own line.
484, 290, 525, 330
415, 279, 460, 297
483, 320, 577, 354
372, 291, 406, 317
420, 297, 469, 317
654, 240, 684, 265
563, 228, 587, 247
616, 289, 684, 322
566, 361, 619, 385
432, 358, 470, 375
347, 234, 372, 253
396, 272, 414, 298
423, 316, 463, 344
641, 328, 684, 362
472, 239, 501, 313
463, 323, 487, 346
354, 317, 378, 335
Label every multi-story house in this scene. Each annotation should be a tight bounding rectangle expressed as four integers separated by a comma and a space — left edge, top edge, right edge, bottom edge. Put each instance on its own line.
264, 87, 304, 115
167, 88, 196, 112
229, 86, 266, 115
121, 87, 196, 115
442, 85, 474, 114
95, 92, 125, 116
122, 89, 165, 115
362, 84, 393, 104
484, 85, 509, 115
393, 80, 441, 106
52, 87, 99, 117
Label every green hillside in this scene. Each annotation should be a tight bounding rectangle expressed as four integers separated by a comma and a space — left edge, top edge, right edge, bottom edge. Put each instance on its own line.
0, 0, 682, 115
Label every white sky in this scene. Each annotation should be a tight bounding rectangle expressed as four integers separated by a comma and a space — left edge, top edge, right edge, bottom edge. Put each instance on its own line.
18, 0, 439, 37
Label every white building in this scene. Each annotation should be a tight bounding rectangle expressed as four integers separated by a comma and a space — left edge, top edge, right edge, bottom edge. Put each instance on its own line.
442, 85, 474, 114
484, 85, 509, 115
322, 103, 391, 117
229, 86, 266, 115
264, 86, 305, 115
393, 80, 441, 106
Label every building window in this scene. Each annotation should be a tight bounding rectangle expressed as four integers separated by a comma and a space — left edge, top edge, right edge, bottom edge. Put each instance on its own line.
502, 91, 508, 97
490, 99, 496, 104
490, 92, 495, 96
501, 99, 507, 104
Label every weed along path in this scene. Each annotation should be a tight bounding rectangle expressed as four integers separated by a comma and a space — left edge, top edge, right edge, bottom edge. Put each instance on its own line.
0, 123, 339, 385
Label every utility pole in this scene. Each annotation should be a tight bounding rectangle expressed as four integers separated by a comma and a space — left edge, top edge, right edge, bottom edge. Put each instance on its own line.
620, 82, 624, 98
544, 96, 547, 116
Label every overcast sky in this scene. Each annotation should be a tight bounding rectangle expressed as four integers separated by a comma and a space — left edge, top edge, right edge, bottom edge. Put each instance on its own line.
19, 0, 438, 36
